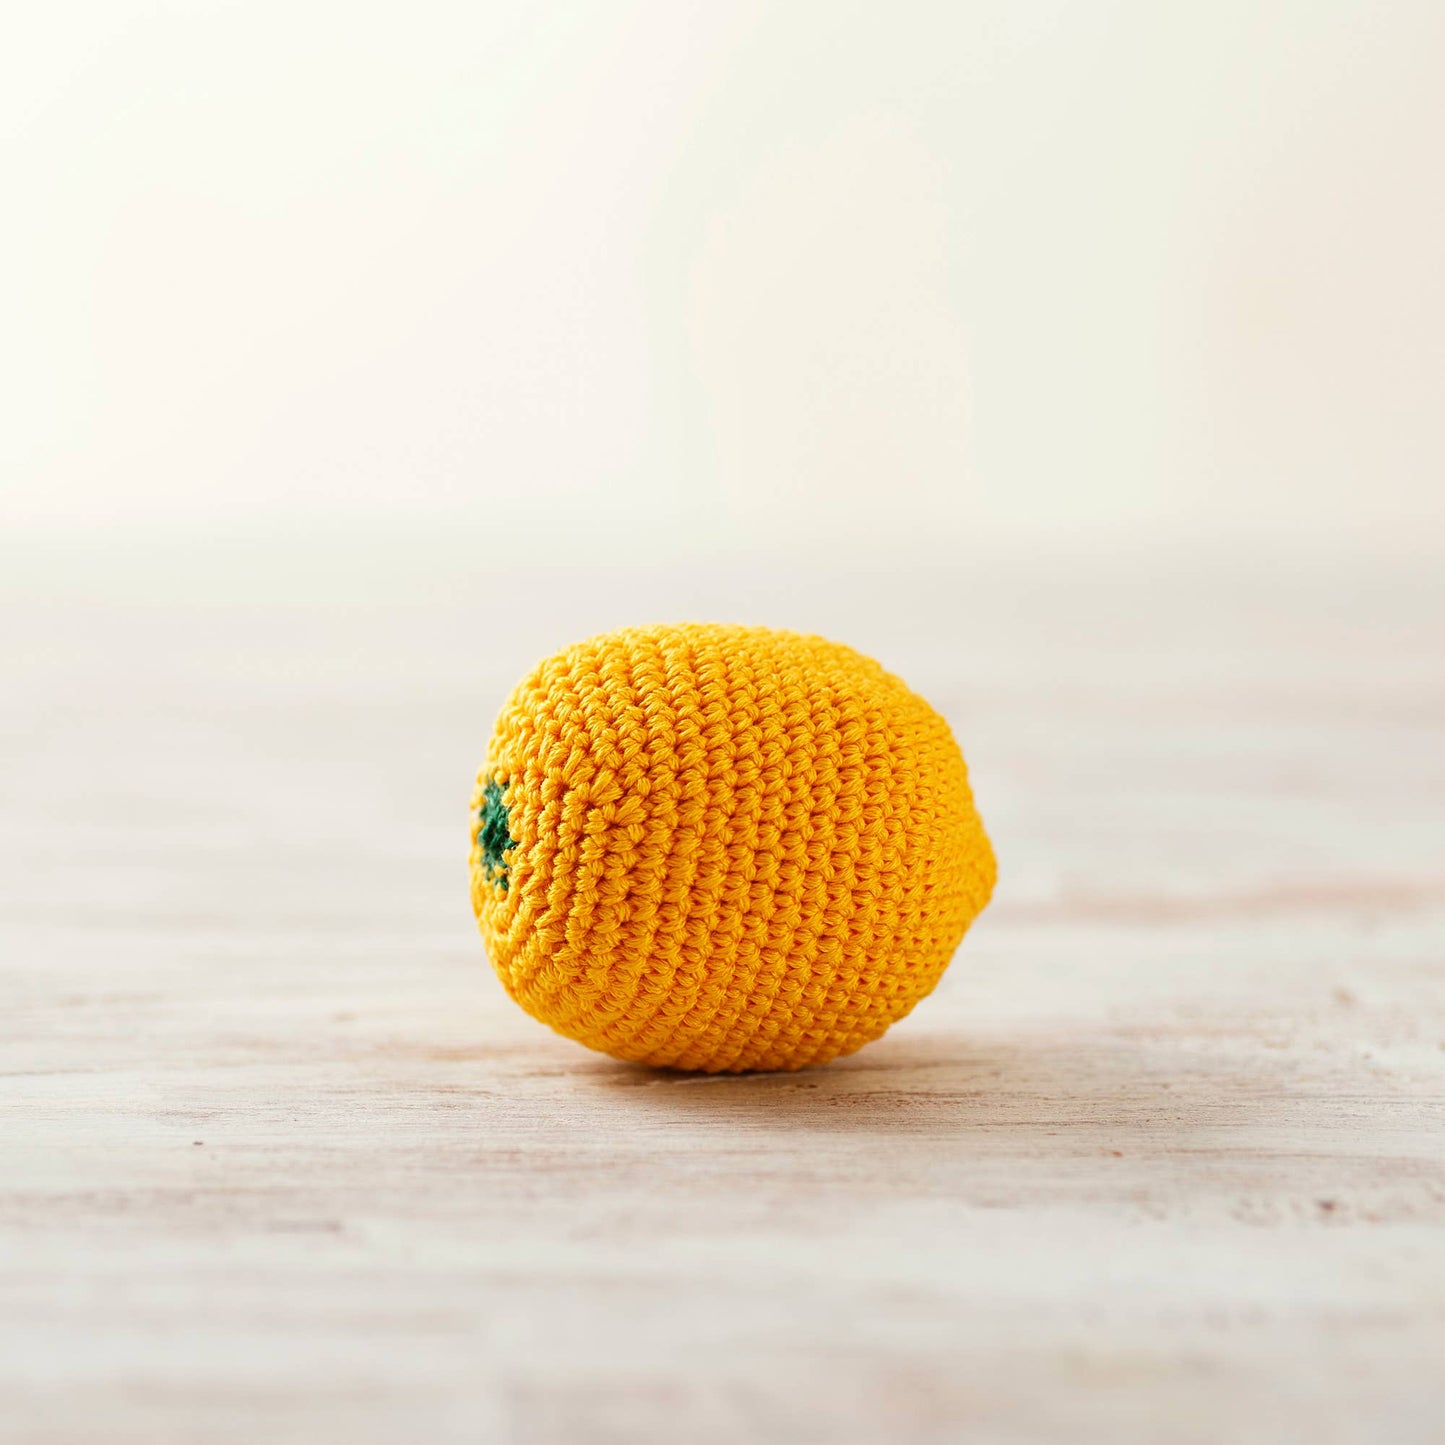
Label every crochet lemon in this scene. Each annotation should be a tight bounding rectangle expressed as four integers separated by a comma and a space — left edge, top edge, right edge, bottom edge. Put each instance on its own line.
469, 624, 995, 1072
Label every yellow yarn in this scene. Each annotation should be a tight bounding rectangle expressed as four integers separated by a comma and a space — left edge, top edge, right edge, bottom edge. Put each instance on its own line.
469, 624, 995, 1072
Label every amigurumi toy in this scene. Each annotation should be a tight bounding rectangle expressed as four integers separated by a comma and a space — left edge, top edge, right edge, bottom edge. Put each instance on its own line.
469, 624, 995, 1072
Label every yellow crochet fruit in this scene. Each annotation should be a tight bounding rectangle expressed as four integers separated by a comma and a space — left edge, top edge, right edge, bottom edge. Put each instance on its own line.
469, 624, 995, 1072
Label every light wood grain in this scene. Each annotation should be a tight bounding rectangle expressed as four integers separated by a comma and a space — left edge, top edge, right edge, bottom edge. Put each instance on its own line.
3, 555, 1443, 1444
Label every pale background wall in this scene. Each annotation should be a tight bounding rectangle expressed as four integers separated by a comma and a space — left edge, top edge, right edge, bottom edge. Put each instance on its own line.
4, 0, 1443, 584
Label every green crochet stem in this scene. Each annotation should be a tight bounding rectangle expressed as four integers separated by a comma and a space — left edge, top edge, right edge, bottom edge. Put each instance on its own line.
478, 776, 515, 890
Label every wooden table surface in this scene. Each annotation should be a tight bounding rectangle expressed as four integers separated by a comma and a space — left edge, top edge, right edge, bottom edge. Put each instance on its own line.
4, 551, 1443, 1444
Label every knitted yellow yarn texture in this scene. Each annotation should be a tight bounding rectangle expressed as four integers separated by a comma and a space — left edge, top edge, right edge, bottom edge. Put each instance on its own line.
470, 624, 995, 1072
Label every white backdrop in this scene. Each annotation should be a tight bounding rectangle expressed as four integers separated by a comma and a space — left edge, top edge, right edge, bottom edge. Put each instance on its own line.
4, 0, 1443, 584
